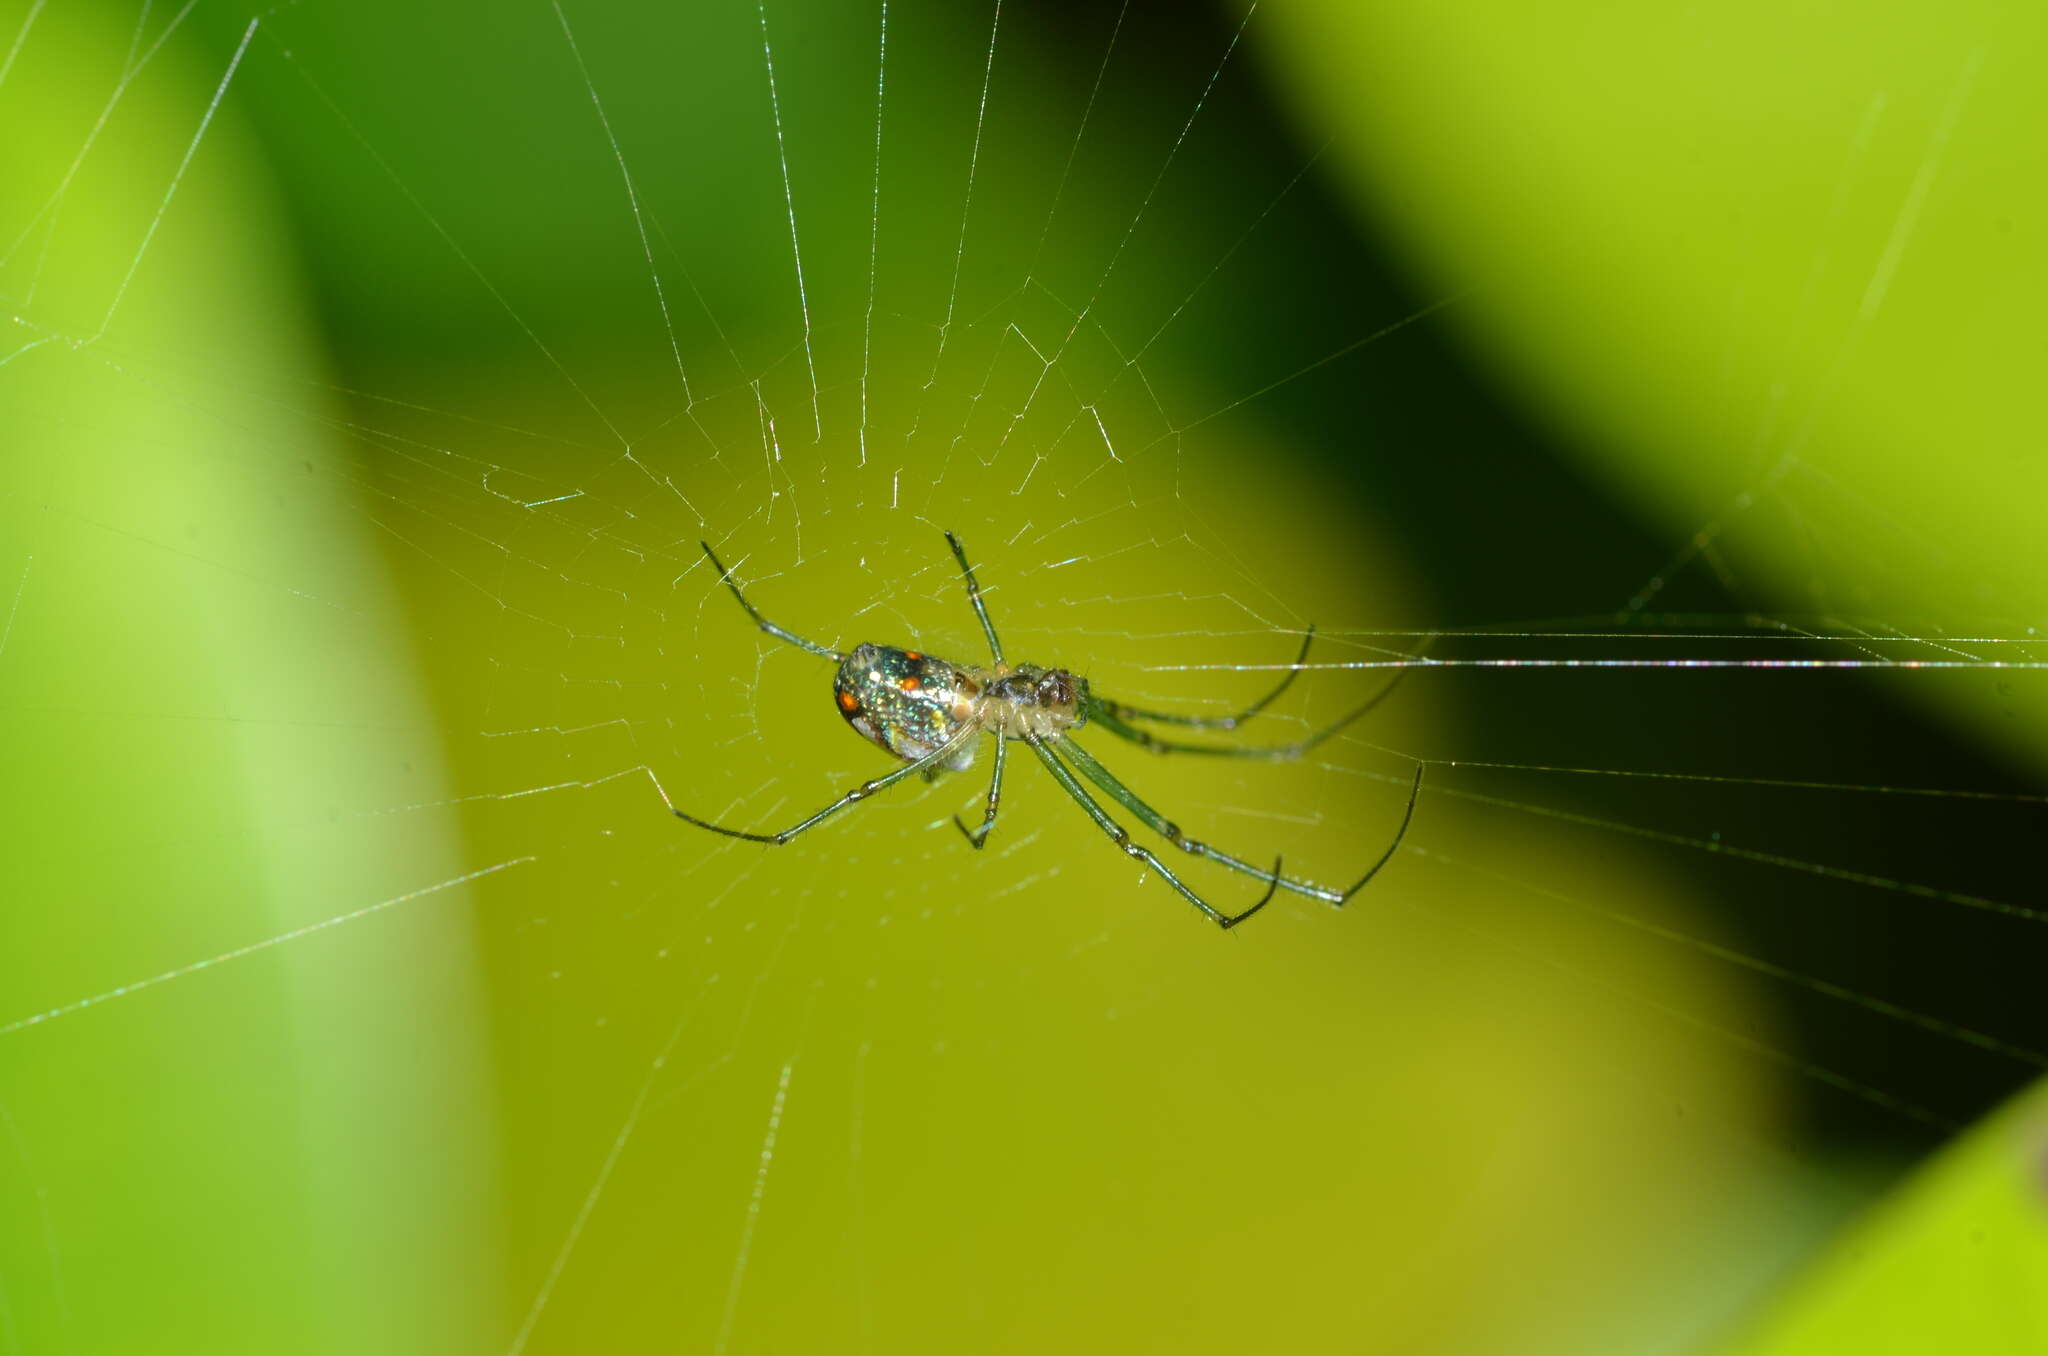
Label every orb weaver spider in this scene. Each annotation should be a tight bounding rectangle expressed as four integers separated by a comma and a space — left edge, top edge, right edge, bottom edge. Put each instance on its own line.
674, 531, 1423, 929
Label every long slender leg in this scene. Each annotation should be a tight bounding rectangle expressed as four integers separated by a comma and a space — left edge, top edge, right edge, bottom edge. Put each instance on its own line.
953, 733, 1007, 848
1023, 734, 1280, 929
943, 530, 1004, 665
1056, 736, 1422, 904
1095, 626, 1317, 731
672, 729, 970, 844
1083, 656, 1417, 760
700, 541, 844, 662
1332, 766, 1421, 902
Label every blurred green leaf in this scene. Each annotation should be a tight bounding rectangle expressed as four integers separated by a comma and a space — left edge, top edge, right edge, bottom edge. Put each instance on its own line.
1263, 0, 2048, 763
1723, 1074, 2048, 1354
0, 7, 496, 1352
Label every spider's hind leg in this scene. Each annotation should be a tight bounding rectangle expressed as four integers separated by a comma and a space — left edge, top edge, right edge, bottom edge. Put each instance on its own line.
699, 541, 844, 662
671, 727, 973, 844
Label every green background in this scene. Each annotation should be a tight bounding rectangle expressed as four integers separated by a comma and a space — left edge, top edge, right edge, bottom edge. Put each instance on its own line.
2, 0, 2042, 1352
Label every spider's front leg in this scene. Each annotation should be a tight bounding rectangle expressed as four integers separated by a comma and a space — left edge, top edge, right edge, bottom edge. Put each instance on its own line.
1022, 733, 1281, 928
670, 728, 972, 844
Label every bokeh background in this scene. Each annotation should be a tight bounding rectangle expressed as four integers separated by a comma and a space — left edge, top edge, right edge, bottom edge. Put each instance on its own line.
2, 0, 2043, 1352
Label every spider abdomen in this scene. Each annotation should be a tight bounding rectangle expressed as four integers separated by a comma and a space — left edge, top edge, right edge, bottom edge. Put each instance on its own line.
834, 643, 980, 767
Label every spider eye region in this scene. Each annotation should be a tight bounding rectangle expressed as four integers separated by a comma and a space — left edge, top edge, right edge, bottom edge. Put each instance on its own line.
834, 643, 976, 767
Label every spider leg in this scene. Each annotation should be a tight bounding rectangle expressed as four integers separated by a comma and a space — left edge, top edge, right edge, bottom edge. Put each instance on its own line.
1023, 733, 1281, 929
699, 541, 845, 662
1058, 736, 1422, 904
1082, 654, 1417, 760
952, 732, 1007, 849
943, 530, 1005, 665
1095, 626, 1317, 731
672, 728, 971, 844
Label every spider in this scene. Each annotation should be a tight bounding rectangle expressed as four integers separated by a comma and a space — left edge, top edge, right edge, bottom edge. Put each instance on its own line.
674, 531, 1423, 929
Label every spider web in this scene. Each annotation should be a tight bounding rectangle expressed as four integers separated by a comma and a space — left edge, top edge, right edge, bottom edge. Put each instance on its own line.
0, 1, 2042, 1353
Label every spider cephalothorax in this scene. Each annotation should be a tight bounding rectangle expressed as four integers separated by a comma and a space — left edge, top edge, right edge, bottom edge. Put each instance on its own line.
678, 531, 1422, 929
986, 664, 1089, 731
